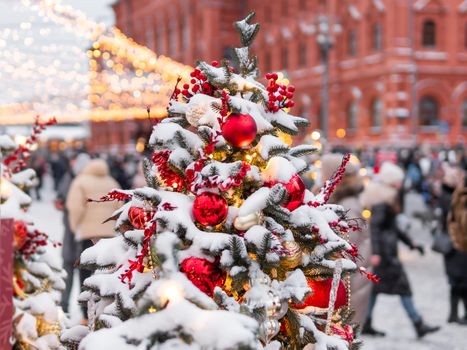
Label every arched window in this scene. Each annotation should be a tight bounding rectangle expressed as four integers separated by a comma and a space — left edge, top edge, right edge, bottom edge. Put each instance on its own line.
422, 20, 436, 47
419, 96, 439, 126
347, 101, 358, 130
372, 23, 382, 51
348, 30, 357, 56
371, 98, 382, 128
462, 99, 467, 128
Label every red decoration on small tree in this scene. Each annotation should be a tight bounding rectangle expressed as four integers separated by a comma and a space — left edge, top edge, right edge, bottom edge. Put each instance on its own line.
292, 278, 347, 310
180, 257, 225, 296
265, 174, 305, 211
221, 113, 257, 148
3, 116, 57, 173
128, 207, 156, 229
13, 221, 28, 251
192, 192, 228, 227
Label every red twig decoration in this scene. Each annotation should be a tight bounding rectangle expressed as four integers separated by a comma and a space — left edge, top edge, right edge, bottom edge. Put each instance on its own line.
4, 116, 57, 173
308, 153, 351, 207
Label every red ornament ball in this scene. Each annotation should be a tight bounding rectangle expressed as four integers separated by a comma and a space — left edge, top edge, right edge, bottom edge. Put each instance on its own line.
128, 207, 156, 229
292, 278, 347, 310
180, 257, 226, 296
265, 174, 305, 211
13, 220, 28, 250
221, 113, 257, 148
192, 192, 228, 227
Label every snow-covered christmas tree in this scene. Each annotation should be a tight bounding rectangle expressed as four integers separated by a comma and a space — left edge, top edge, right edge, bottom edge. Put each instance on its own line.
62, 13, 369, 350
0, 120, 66, 350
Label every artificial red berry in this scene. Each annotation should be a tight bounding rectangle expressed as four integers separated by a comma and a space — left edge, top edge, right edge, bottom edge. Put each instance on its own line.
265, 73, 272, 80
183, 84, 190, 89
286, 92, 294, 99
287, 101, 295, 108
192, 85, 200, 92
272, 73, 278, 80
211, 60, 219, 67
288, 85, 296, 92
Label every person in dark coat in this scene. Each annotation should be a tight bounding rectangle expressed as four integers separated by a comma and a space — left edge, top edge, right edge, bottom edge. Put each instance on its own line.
361, 162, 440, 338
55, 153, 90, 313
439, 164, 467, 324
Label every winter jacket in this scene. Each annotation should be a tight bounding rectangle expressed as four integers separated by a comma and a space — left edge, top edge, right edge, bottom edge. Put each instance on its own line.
66, 160, 120, 241
440, 184, 467, 288
361, 181, 414, 296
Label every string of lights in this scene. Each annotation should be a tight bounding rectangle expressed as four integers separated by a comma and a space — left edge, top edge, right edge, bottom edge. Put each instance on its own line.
0, 0, 191, 125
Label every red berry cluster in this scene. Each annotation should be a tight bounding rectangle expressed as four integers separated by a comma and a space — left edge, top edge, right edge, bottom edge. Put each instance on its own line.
4, 116, 57, 173
20, 229, 60, 260
265, 73, 295, 113
179, 67, 214, 99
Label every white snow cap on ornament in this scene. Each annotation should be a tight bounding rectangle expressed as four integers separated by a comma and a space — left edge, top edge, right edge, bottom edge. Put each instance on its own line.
261, 156, 296, 183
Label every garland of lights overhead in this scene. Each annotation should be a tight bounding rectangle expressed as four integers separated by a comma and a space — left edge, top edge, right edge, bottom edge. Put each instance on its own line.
0, 0, 191, 125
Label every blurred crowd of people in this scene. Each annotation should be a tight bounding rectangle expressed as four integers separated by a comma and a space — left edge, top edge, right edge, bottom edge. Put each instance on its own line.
27, 145, 467, 334
318, 145, 467, 339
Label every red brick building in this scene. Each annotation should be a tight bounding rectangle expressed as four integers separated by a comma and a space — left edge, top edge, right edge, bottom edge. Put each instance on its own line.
113, 0, 467, 146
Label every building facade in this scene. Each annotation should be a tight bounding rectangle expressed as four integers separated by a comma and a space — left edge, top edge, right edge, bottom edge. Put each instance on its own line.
113, 0, 467, 146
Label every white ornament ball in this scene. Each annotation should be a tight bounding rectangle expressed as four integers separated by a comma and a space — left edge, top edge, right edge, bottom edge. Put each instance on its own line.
185, 103, 207, 127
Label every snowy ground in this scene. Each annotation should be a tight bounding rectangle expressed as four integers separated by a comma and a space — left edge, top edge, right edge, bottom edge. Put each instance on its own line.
29, 178, 467, 349
29, 175, 82, 324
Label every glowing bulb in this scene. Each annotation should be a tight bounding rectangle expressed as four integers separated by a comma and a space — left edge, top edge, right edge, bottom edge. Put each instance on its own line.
314, 160, 322, 168
359, 168, 368, 176
362, 209, 371, 219
148, 306, 157, 313
311, 131, 321, 141
159, 281, 184, 305
336, 128, 346, 138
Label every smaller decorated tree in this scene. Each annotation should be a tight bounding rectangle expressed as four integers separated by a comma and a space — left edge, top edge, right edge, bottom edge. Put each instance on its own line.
0, 119, 66, 350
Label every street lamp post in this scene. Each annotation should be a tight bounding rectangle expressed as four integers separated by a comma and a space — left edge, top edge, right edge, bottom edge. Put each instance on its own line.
316, 15, 333, 141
